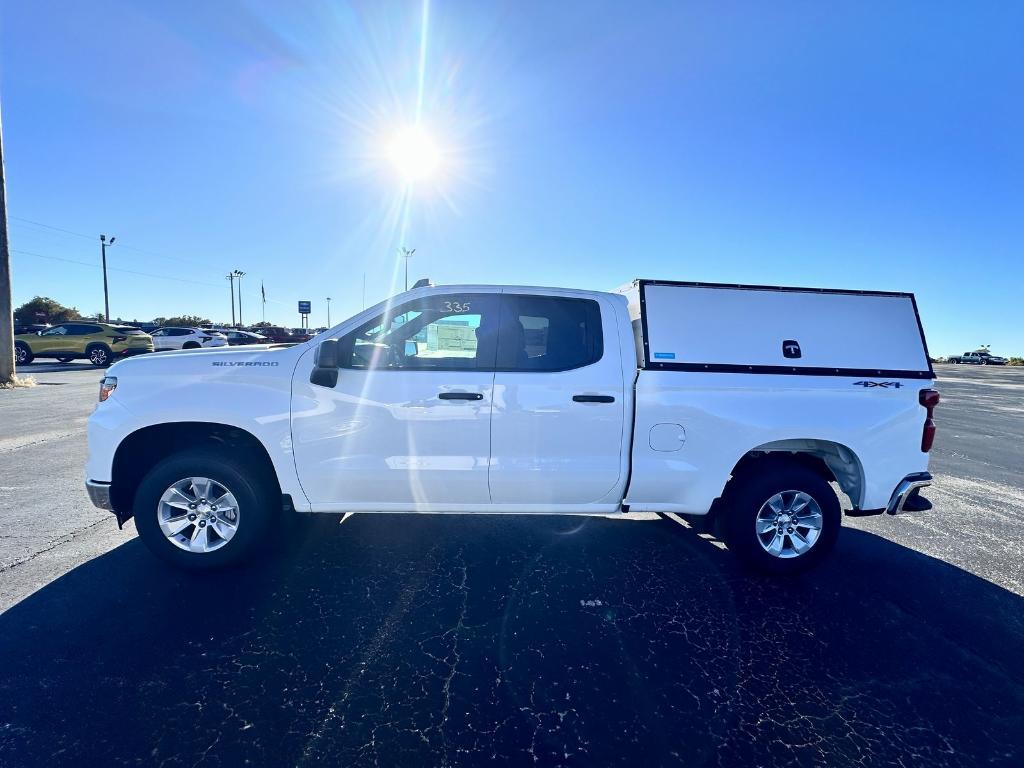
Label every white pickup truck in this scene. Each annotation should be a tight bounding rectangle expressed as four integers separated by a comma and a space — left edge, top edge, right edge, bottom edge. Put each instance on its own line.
86, 279, 939, 573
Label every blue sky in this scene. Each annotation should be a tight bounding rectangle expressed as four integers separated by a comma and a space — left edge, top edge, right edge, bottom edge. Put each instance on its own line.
1, 1, 1021, 354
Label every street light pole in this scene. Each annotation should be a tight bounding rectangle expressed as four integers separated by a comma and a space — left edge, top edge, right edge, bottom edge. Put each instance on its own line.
234, 270, 245, 327
326, 297, 331, 326
399, 247, 416, 291
226, 273, 237, 326
100, 234, 116, 321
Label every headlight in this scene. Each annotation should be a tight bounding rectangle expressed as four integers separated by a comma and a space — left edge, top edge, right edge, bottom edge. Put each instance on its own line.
99, 376, 118, 402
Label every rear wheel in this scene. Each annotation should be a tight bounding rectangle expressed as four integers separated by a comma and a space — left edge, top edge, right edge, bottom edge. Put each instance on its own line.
86, 344, 112, 367
722, 459, 840, 574
133, 450, 278, 569
14, 342, 33, 365
182, 341, 201, 349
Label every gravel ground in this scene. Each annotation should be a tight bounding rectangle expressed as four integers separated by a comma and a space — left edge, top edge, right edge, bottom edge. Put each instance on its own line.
0, 361, 1022, 766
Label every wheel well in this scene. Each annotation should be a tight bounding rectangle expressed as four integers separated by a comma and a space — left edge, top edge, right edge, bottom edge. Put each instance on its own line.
110, 422, 282, 514
726, 439, 865, 510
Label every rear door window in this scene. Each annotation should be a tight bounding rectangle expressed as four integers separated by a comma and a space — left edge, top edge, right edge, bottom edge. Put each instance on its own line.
496, 295, 603, 371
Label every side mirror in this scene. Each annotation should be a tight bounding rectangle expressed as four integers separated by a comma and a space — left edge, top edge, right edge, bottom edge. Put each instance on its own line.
310, 339, 340, 387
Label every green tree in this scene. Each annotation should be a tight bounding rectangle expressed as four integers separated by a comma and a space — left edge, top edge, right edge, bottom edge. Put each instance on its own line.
160, 314, 211, 327
13, 296, 82, 324
250, 321, 272, 328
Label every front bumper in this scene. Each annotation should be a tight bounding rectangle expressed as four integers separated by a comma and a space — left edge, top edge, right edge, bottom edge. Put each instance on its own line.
86, 479, 113, 510
86, 479, 134, 528
886, 472, 933, 515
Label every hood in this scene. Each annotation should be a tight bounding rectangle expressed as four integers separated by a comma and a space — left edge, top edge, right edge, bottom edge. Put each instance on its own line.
108, 342, 305, 375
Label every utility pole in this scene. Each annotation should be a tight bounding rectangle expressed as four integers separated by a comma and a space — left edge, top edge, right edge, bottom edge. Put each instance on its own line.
399, 247, 416, 291
234, 270, 245, 327
326, 297, 331, 326
226, 272, 237, 325
100, 234, 116, 321
0, 105, 14, 383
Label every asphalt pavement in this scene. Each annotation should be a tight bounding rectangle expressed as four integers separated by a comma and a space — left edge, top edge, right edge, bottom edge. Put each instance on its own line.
1, 361, 1022, 766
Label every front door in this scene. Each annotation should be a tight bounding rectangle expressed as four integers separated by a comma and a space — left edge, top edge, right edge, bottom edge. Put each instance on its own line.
488, 293, 627, 506
34, 324, 73, 355
291, 292, 500, 510
149, 328, 171, 350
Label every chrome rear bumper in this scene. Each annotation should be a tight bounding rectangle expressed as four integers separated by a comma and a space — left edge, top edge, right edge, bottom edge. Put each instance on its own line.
886, 472, 933, 515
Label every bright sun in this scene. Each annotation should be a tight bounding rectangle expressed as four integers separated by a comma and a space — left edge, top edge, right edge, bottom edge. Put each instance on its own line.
386, 125, 441, 183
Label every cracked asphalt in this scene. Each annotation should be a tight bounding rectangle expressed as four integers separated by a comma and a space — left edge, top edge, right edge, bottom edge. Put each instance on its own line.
1, 362, 1023, 766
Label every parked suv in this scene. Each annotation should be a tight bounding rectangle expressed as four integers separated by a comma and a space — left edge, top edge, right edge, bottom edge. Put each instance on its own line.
222, 329, 268, 346
248, 326, 303, 343
952, 351, 1007, 365
150, 327, 228, 351
15, 322, 153, 366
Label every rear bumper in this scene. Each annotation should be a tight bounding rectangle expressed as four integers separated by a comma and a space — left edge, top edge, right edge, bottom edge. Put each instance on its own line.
886, 472, 933, 515
117, 347, 153, 357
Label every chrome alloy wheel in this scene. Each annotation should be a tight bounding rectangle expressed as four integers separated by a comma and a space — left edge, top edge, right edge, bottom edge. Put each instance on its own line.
89, 347, 110, 366
157, 477, 240, 553
755, 490, 823, 559
15, 346, 28, 364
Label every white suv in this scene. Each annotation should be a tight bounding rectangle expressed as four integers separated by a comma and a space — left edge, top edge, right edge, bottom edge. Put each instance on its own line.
150, 327, 227, 351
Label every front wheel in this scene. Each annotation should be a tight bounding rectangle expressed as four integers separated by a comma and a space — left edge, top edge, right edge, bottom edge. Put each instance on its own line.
133, 450, 278, 569
722, 460, 841, 574
87, 344, 112, 367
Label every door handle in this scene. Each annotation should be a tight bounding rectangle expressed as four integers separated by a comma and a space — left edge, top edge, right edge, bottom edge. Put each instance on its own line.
573, 394, 615, 403
439, 392, 484, 401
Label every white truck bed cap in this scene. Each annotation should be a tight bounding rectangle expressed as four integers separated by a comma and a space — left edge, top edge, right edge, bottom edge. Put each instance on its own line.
618, 279, 934, 379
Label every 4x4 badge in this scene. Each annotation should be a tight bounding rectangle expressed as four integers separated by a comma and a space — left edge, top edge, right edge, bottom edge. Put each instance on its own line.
853, 381, 902, 388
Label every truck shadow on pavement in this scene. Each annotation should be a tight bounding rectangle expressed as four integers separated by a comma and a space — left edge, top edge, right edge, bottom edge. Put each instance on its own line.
1, 514, 1022, 767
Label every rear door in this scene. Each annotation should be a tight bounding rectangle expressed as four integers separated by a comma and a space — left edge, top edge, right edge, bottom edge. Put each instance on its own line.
488, 293, 626, 506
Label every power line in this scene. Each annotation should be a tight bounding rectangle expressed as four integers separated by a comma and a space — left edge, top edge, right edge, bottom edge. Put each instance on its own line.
13, 246, 292, 306
9, 216, 226, 271
9, 216, 92, 241
11, 248, 228, 290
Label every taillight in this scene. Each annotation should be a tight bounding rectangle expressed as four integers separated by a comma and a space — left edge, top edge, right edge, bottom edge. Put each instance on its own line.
99, 376, 118, 402
920, 388, 939, 452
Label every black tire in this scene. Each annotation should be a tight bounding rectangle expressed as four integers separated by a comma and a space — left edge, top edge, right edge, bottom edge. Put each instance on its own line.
14, 342, 33, 365
86, 344, 112, 367
721, 458, 841, 575
182, 341, 201, 349
133, 449, 279, 570
56, 356, 74, 364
